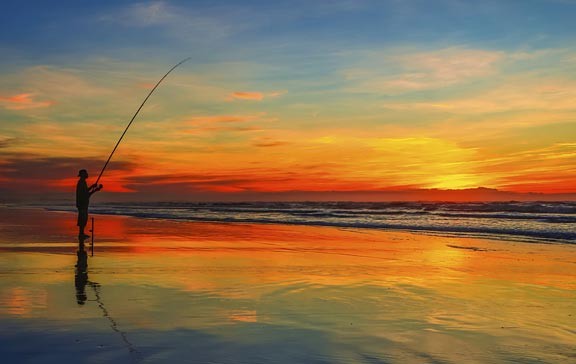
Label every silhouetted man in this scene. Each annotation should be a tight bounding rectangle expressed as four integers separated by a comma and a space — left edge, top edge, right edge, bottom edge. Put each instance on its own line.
76, 169, 102, 238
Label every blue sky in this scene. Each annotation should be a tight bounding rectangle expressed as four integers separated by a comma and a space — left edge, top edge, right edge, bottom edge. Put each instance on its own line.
3, 1, 575, 60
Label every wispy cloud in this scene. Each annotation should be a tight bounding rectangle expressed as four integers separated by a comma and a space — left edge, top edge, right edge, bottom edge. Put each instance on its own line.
229, 92, 263, 101
267, 90, 287, 98
22, 66, 112, 98
397, 48, 502, 84
0, 65, 119, 118
473, 143, 576, 193
101, 1, 256, 40
0, 154, 137, 193
227, 90, 287, 101
368, 48, 576, 142
383, 76, 576, 113
0, 136, 16, 149
180, 113, 272, 136
185, 112, 275, 127
343, 47, 504, 94
252, 137, 290, 148
195, 126, 263, 134
0, 93, 54, 110
187, 115, 259, 124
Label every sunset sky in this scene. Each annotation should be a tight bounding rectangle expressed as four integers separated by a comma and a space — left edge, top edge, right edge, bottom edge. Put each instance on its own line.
1, 0, 575, 201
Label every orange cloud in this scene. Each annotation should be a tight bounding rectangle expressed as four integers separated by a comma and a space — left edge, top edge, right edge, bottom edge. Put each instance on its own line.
473, 142, 576, 193
382, 79, 576, 115
182, 113, 271, 135
0, 93, 54, 110
227, 90, 286, 101
267, 90, 287, 98
49, 177, 135, 193
137, 82, 155, 89
0, 136, 15, 149
188, 115, 257, 123
229, 91, 263, 101
252, 138, 290, 147
343, 48, 503, 94
185, 126, 262, 135
0, 154, 139, 194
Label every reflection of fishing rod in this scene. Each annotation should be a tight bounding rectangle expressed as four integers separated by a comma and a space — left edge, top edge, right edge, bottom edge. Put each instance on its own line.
75, 247, 140, 361
95, 57, 191, 186
89, 281, 141, 362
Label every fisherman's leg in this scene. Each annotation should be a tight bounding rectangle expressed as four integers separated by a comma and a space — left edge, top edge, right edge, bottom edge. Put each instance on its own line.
77, 208, 89, 237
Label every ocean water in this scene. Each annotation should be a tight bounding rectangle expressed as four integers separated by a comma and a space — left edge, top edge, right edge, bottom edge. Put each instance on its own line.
45, 201, 576, 244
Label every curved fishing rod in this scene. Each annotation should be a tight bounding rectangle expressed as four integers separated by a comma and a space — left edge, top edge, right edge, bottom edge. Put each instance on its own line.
95, 57, 191, 186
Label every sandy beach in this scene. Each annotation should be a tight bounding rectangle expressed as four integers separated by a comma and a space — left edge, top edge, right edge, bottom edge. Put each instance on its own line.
0, 206, 574, 363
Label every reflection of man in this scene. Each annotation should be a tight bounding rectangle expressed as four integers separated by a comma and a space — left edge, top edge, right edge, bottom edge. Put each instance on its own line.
75, 236, 89, 305
76, 169, 102, 238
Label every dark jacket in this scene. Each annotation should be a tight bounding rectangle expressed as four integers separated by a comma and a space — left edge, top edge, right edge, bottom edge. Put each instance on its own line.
76, 179, 89, 209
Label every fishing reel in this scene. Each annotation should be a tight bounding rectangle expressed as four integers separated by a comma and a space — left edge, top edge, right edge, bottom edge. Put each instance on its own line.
90, 183, 104, 191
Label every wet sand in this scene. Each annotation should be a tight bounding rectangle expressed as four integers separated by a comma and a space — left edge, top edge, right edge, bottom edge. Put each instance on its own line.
0, 207, 575, 363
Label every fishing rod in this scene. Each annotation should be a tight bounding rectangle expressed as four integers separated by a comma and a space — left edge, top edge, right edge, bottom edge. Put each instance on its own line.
95, 57, 191, 186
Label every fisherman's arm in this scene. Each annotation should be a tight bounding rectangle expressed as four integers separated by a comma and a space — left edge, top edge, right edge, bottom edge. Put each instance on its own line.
88, 183, 103, 196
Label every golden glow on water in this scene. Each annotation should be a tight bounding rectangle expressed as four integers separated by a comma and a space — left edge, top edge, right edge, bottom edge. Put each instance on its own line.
0, 209, 575, 362
3, 287, 48, 317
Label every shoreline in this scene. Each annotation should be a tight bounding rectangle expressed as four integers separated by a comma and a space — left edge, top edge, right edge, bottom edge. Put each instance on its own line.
10, 203, 576, 246
1, 205, 574, 249
1, 206, 575, 289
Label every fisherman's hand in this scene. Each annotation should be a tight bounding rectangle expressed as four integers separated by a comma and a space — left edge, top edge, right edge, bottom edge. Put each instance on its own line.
97, 184, 103, 191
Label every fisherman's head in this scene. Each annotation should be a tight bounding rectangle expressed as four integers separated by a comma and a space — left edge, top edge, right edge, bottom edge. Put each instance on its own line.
78, 169, 88, 179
